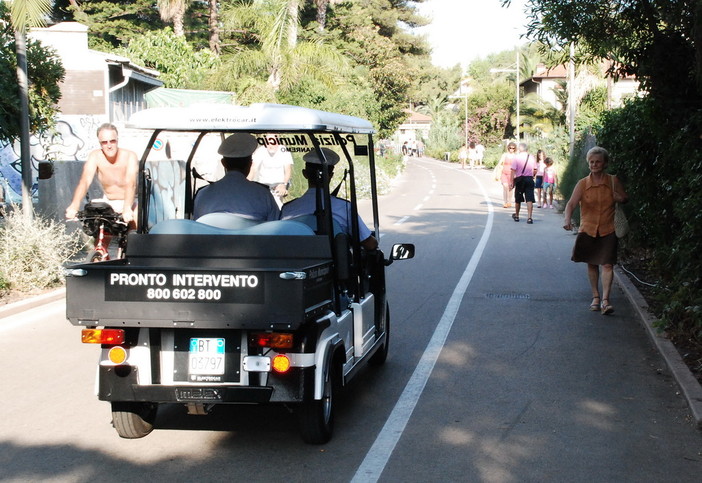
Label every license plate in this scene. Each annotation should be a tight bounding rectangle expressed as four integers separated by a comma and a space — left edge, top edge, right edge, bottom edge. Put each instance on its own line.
188, 338, 225, 375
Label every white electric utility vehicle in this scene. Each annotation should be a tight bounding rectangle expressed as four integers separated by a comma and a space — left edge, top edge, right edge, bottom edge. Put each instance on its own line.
65, 103, 414, 444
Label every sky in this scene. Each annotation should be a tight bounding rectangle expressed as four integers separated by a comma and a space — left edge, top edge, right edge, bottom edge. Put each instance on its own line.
415, 0, 529, 69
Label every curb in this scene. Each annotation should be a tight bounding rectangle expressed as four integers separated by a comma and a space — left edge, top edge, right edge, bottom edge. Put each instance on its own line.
0, 287, 66, 319
615, 267, 702, 428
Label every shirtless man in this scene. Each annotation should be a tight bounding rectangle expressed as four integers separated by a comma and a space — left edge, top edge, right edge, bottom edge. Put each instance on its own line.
65, 123, 138, 224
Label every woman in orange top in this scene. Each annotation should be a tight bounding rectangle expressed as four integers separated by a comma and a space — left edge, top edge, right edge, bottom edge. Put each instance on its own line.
563, 146, 628, 315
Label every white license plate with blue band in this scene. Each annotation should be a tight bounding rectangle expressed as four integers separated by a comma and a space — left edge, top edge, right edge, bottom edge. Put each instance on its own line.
188, 338, 225, 375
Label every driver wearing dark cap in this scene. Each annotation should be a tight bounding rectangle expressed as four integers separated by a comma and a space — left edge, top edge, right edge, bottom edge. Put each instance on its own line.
280, 147, 378, 250
193, 133, 280, 221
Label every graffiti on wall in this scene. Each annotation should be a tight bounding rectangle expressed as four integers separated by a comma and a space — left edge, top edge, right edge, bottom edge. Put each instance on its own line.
0, 115, 104, 203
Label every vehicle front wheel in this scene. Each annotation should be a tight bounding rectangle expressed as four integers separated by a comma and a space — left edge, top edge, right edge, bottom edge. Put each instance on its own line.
111, 402, 158, 439
297, 358, 338, 444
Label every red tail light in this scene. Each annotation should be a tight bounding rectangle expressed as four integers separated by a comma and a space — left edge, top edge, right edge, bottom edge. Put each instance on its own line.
81, 328, 125, 345
250, 332, 294, 349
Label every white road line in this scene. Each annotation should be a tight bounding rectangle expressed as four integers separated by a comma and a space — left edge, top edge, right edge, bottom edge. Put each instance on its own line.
394, 216, 410, 225
352, 170, 494, 483
412, 204, 423, 211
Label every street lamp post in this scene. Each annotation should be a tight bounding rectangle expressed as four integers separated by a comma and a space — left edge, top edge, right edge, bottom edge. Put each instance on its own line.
489, 49, 521, 139
448, 94, 468, 148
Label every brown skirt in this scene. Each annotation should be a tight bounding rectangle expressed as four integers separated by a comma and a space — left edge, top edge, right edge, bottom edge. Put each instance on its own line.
572, 232, 618, 265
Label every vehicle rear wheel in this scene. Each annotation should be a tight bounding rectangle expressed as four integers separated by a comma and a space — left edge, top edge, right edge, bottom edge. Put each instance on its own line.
369, 303, 390, 366
111, 402, 157, 439
297, 357, 337, 444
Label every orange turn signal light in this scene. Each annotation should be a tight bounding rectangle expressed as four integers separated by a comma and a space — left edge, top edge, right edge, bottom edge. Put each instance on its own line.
81, 328, 125, 345
272, 354, 291, 373
251, 332, 294, 349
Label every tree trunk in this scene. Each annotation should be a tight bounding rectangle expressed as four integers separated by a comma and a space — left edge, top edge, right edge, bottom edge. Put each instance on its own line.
209, 0, 220, 54
174, 5, 185, 37
287, 0, 299, 48
14, 29, 32, 219
315, 0, 329, 32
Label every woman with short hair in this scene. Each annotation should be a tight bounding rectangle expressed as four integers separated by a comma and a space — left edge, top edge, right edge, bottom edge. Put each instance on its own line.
563, 146, 629, 315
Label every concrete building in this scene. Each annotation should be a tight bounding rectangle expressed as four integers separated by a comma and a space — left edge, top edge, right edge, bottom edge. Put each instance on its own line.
29, 22, 163, 123
521, 63, 640, 111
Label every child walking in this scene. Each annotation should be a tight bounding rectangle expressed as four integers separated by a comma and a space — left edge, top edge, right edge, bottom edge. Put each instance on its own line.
535, 150, 546, 207
542, 157, 558, 208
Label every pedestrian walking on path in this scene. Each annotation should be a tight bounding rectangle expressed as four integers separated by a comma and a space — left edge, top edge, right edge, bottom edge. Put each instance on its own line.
495, 141, 517, 208
510, 142, 537, 224
563, 146, 628, 315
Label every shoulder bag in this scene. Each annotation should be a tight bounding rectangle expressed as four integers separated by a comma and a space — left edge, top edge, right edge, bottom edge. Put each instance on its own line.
611, 175, 629, 238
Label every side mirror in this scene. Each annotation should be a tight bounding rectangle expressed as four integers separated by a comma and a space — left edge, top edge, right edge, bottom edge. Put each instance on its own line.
390, 243, 415, 261
38, 161, 54, 180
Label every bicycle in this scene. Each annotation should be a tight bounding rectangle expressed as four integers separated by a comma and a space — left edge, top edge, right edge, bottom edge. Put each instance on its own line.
76, 201, 129, 262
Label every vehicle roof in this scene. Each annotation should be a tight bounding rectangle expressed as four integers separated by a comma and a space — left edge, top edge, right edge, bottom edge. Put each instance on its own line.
126, 103, 375, 134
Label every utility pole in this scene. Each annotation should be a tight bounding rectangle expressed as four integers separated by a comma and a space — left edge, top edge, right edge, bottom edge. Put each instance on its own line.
568, 42, 576, 158
448, 94, 468, 148
489, 47, 521, 140
515, 47, 520, 140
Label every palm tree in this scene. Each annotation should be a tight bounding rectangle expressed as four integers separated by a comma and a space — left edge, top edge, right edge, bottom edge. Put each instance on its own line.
158, 0, 189, 37
314, 0, 330, 31
517, 92, 563, 136
215, 0, 345, 92
8, 0, 52, 218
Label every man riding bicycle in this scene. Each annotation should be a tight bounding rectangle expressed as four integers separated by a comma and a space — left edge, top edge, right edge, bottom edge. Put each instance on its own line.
65, 123, 138, 227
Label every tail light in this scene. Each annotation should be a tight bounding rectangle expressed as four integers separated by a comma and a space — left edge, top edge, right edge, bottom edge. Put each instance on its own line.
81, 328, 125, 345
250, 332, 294, 349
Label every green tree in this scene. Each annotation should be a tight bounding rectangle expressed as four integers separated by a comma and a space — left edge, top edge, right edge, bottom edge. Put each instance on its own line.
3, 0, 64, 217
512, 0, 701, 105
466, 81, 513, 145
157, 0, 189, 37
326, 0, 430, 136
123, 28, 219, 88
214, 0, 346, 92
409, 62, 461, 111
1, 3, 65, 144
517, 92, 562, 136
70, 0, 166, 50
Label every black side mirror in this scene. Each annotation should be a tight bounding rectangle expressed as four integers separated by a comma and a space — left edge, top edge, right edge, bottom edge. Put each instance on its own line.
38, 161, 54, 180
390, 243, 415, 261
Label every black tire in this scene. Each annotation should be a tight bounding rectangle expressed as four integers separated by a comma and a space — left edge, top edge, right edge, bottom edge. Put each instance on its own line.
369, 303, 390, 366
111, 402, 158, 439
297, 356, 337, 444
87, 249, 106, 263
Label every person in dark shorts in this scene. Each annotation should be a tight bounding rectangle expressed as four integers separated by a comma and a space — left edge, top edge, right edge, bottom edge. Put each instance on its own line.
510, 143, 537, 224
563, 146, 629, 315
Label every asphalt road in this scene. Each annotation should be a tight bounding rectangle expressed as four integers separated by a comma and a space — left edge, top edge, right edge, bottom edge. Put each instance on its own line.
1, 156, 701, 482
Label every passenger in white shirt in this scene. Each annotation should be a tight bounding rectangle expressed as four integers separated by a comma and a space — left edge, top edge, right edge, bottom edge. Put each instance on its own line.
248, 135, 294, 207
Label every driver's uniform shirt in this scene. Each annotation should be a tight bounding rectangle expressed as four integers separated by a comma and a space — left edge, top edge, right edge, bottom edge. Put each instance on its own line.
280, 189, 372, 241
193, 171, 279, 221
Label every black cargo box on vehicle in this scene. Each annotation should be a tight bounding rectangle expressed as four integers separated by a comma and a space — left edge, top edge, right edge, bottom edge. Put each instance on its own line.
66, 232, 334, 330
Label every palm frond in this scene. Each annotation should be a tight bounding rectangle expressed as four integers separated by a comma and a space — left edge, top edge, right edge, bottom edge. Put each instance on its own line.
10, 0, 52, 31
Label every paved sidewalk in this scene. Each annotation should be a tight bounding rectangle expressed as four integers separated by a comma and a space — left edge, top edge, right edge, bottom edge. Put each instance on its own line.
494, 179, 702, 429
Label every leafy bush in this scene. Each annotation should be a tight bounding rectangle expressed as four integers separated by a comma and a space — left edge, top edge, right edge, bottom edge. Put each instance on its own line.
0, 207, 84, 292
596, 96, 702, 345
